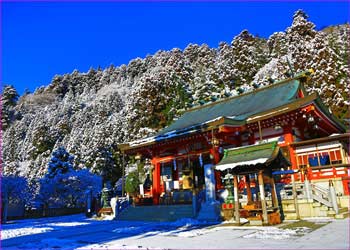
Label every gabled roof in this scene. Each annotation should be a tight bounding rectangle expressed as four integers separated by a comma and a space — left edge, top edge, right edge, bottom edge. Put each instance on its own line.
215, 142, 291, 174
119, 71, 346, 152
158, 79, 301, 136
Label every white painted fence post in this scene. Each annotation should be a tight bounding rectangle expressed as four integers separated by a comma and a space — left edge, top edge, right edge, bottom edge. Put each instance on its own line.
304, 179, 312, 201
329, 180, 339, 214
110, 197, 117, 219
291, 173, 300, 219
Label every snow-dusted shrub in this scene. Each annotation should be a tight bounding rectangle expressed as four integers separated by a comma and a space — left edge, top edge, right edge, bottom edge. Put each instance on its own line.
1, 175, 32, 205
37, 169, 102, 208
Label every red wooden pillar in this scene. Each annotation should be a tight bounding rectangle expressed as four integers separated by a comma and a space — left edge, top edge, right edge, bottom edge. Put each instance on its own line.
152, 159, 161, 205
210, 147, 221, 192
209, 147, 220, 164
284, 126, 298, 180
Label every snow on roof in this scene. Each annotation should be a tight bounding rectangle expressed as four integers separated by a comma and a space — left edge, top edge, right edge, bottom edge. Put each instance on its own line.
216, 158, 269, 171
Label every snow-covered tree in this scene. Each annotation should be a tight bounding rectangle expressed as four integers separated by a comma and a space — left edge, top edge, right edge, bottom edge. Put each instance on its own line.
1, 175, 32, 205
37, 169, 102, 208
46, 147, 74, 178
1, 85, 19, 130
231, 30, 269, 87
1, 10, 348, 187
254, 9, 349, 121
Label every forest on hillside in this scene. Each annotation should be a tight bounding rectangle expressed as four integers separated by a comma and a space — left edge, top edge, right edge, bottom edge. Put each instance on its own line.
2, 10, 349, 207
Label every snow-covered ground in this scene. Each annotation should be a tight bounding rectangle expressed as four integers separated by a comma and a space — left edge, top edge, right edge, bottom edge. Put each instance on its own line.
1, 214, 349, 249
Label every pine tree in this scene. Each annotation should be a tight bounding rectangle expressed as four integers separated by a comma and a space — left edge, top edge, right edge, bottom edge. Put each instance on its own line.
46, 147, 74, 178
2, 85, 19, 106
1, 85, 19, 130
1, 10, 349, 184
231, 30, 269, 88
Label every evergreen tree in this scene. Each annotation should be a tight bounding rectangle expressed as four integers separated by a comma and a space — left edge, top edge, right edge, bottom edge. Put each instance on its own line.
1, 175, 31, 205
46, 147, 74, 178
231, 30, 269, 87
2, 85, 19, 106
1, 9, 349, 185
92, 147, 115, 183
1, 85, 19, 130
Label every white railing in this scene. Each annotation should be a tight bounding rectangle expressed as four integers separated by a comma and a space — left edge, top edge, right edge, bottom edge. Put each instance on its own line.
310, 183, 332, 207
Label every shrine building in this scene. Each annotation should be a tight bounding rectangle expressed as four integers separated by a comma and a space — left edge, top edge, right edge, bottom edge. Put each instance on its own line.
119, 70, 349, 224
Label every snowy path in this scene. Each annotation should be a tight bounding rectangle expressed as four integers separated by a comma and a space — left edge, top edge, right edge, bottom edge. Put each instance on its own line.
84, 218, 350, 250
1, 214, 349, 249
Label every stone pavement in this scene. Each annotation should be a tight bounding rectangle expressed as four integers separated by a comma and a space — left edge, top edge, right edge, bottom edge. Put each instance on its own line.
94, 218, 350, 249
292, 218, 350, 249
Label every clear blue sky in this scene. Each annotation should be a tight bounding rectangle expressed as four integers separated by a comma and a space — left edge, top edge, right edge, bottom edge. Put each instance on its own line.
2, 1, 349, 95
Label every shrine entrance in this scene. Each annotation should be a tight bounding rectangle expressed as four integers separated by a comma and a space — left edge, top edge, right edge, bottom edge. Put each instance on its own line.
158, 155, 205, 205
216, 142, 290, 225
146, 152, 214, 206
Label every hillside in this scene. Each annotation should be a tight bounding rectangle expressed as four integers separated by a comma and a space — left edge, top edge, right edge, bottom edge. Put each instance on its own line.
2, 10, 349, 183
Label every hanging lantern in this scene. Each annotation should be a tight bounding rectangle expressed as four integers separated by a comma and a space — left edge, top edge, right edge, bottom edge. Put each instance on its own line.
274, 124, 282, 131
211, 137, 220, 146
135, 153, 142, 160
307, 115, 315, 123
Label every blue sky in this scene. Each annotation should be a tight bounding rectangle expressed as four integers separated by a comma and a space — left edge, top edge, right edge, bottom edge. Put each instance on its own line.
2, 1, 349, 95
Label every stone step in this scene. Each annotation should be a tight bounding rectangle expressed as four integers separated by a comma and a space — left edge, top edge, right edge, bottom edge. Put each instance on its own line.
283, 209, 296, 213
335, 211, 349, 219
118, 205, 194, 221
320, 206, 329, 211
321, 206, 347, 216
249, 219, 263, 226
312, 202, 321, 207
281, 199, 297, 205
339, 207, 348, 213
327, 210, 336, 216
284, 213, 298, 220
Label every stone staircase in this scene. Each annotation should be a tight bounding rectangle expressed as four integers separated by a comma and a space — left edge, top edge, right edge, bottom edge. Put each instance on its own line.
311, 202, 348, 218
281, 199, 299, 220
281, 183, 349, 220
282, 199, 349, 220
117, 204, 194, 221
326, 206, 349, 219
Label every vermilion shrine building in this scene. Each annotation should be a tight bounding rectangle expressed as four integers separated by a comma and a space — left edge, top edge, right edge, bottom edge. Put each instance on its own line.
119, 71, 349, 223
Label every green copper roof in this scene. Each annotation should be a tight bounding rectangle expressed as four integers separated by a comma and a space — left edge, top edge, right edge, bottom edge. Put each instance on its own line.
218, 142, 278, 167
158, 79, 301, 135
216, 141, 290, 174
